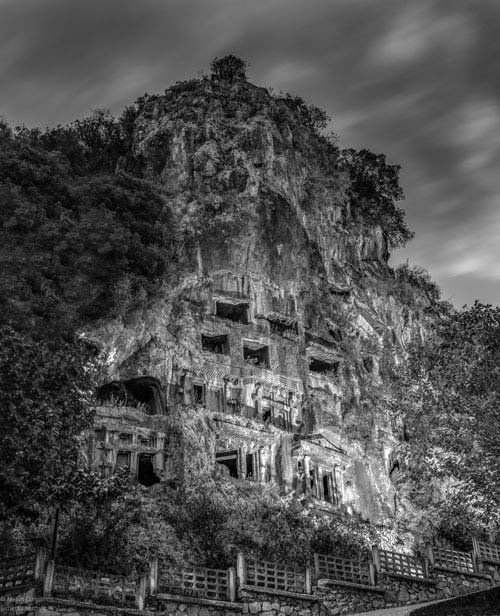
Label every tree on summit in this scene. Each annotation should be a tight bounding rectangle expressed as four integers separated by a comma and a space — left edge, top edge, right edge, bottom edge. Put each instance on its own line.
210, 55, 248, 82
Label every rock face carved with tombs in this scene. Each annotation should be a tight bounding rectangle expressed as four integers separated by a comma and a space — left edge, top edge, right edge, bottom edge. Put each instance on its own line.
84, 71, 435, 523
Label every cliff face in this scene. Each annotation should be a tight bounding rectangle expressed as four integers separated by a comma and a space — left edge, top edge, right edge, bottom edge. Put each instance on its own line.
88, 72, 434, 525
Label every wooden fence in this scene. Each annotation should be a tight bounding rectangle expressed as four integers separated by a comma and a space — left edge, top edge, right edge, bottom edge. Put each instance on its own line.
373, 547, 427, 581
473, 538, 500, 565
238, 553, 311, 595
0, 551, 45, 596
428, 545, 476, 574
45, 563, 146, 609
313, 553, 373, 587
157, 563, 235, 602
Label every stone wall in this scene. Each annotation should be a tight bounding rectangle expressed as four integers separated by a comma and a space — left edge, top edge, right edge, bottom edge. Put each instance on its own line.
316, 581, 386, 614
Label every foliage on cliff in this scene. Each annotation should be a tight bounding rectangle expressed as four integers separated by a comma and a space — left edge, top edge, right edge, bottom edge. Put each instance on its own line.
392, 302, 500, 546
56, 476, 393, 574
0, 117, 174, 341
0, 327, 130, 528
0, 57, 413, 340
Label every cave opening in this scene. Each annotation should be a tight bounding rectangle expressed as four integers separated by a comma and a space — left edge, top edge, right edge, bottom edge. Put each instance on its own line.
243, 342, 270, 368
309, 357, 339, 376
215, 301, 249, 324
97, 377, 163, 415
201, 333, 230, 354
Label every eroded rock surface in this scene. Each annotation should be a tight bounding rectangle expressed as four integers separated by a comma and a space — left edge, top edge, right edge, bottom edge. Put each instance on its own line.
86, 72, 436, 525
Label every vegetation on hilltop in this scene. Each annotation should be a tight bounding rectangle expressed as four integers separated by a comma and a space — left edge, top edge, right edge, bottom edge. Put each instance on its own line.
0, 117, 175, 341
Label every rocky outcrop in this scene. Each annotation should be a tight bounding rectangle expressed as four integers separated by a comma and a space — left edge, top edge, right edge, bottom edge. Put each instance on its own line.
85, 68, 436, 526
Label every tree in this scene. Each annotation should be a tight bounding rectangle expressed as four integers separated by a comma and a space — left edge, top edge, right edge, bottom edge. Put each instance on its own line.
337, 148, 413, 248
210, 55, 248, 82
392, 302, 500, 544
0, 120, 175, 339
0, 327, 99, 520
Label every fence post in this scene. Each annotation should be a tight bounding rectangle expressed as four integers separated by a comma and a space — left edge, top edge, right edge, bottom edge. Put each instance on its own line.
228, 567, 236, 602
371, 546, 381, 575
34, 548, 47, 581
136, 575, 147, 611
237, 553, 246, 588
425, 544, 434, 569
368, 562, 377, 587
471, 550, 481, 573
305, 565, 312, 594
472, 538, 482, 573
313, 553, 320, 578
43, 560, 55, 597
423, 556, 430, 579
149, 558, 158, 596
121, 576, 127, 604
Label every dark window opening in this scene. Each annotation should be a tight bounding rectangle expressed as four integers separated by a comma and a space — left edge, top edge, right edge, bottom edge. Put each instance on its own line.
309, 357, 339, 375
193, 384, 205, 405
116, 451, 131, 468
310, 469, 316, 490
246, 453, 254, 479
363, 357, 374, 373
202, 334, 230, 355
243, 343, 270, 368
322, 474, 331, 502
119, 433, 133, 445
216, 450, 239, 478
138, 453, 159, 487
305, 331, 336, 349
263, 408, 271, 423
139, 436, 155, 448
215, 301, 249, 324
269, 320, 298, 336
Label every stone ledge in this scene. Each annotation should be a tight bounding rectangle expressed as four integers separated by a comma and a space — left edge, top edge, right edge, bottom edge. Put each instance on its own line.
316, 578, 385, 594
155, 592, 243, 610
433, 566, 492, 580
31, 597, 151, 615
380, 572, 438, 585
239, 585, 318, 601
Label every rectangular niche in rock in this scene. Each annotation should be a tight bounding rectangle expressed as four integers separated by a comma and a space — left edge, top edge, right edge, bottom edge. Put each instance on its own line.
116, 451, 131, 468
193, 383, 206, 405
215, 300, 249, 324
363, 356, 374, 373
216, 450, 239, 478
309, 356, 340, 376
243, 340, 270, 368
201, 333, 230, 354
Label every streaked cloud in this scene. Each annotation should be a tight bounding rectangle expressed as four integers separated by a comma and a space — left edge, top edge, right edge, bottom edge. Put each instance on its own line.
1, 0, 499, 306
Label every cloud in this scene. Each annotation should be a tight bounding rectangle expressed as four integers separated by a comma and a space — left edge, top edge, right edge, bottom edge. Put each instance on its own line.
1, 0, 500, 305
370, 3, 475, 66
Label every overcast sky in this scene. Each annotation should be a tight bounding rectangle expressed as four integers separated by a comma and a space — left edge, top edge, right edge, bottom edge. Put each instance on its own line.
1, 0, 499, 307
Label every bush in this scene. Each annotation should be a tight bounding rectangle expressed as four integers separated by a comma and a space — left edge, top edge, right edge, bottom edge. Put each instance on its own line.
210, 55, 248, 82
